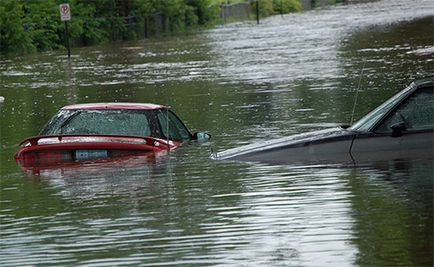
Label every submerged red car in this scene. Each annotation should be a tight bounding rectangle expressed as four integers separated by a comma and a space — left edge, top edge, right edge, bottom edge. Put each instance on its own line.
15, 103, 210, 168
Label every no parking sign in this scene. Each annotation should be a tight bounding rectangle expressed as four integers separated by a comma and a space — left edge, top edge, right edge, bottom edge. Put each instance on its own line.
59, 3, 71, 58
59, 3, 71, 21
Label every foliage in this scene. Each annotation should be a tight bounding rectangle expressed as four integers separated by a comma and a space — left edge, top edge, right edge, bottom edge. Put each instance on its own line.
250, 0, 302, 17
187, 0, 218, 25
22, 0, 63, 51
257, 0, 275, 17
273, 0, 302, 14
0, 0, 305, 55
0, 0, 35, 53
68, 1, 111, 45
311, 0, 345, 8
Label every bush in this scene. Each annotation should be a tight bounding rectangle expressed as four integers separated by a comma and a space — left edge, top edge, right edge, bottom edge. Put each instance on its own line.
254, 0, 275, 17
252, 0, 302, 17
0, 0, 35, 54
0, 0, 305, 55
187, 0, 218, 25
22, 1, 63, 51
68, 1, 109, 45
273, 0, 302, 13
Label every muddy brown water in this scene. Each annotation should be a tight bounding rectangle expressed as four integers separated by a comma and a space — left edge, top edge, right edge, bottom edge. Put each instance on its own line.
1, 1, 433, 266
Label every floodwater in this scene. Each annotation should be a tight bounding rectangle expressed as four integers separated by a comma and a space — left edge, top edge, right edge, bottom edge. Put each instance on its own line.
1, 0, 433, 266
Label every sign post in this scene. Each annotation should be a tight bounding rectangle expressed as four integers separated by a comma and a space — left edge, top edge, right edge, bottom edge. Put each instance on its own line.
256, 0, 260, 24
59, 3, 71, 58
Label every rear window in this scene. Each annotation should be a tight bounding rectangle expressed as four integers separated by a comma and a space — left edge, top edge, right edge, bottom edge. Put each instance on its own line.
41, 109, 154, 137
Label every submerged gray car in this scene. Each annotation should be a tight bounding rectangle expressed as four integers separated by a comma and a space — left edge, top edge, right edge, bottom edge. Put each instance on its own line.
214, 78, 433, 165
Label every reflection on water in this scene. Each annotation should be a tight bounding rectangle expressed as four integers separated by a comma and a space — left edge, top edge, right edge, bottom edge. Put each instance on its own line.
2, 155, 432, 266
350, 160, 433, 266
0, 0, 433, 266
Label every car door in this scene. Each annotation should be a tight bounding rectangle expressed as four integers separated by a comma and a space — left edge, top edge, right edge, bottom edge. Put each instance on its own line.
351, 85, 433, 164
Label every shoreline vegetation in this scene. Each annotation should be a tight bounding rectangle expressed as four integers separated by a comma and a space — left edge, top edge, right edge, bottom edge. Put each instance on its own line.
0, 0, 342, 55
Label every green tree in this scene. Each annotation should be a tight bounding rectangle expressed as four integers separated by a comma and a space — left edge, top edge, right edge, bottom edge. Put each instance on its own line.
273, 0, 302, 14
70, 1, 112, 45
254, 0, 274, 17
0, 0, 35, 54
0, 0, 306, 55
187, 0, 218, 25
22, 0, 63, 51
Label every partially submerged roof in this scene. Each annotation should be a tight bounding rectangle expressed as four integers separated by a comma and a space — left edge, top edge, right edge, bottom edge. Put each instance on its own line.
412, 77, 434, 88
62, 103, 167, 110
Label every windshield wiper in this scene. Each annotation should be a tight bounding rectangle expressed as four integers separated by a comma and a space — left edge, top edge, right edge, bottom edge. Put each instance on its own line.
59, 111, 81, 133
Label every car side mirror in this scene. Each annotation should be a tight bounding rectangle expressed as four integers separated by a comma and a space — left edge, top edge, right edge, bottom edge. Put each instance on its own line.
390, 122, 406, 137
193, 132, 211, 142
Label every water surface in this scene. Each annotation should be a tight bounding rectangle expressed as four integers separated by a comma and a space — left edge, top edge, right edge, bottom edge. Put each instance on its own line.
1, 0, 433, 266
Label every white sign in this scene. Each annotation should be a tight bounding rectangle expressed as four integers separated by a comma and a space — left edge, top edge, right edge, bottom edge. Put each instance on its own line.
59, 3, 71, 21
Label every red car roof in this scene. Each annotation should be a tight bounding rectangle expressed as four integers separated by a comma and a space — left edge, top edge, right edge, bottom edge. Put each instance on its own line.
62, 103, 167, 110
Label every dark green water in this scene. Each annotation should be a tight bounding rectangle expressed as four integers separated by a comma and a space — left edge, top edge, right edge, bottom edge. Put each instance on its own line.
1, 1, 433, 266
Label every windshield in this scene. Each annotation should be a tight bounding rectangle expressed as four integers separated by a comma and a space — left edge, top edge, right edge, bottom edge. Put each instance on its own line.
40, 109, 156, 137
350, 85, 413, 131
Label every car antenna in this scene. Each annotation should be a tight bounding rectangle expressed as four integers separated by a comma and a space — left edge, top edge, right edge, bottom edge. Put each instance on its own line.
350, 61, 366, 125
166, 107, 170, 151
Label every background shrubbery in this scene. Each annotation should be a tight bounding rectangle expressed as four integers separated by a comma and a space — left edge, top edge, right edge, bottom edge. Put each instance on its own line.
0, 0, 304, 55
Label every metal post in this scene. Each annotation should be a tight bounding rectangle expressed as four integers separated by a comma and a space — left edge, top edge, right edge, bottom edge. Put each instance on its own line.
256, 0, 259, 24
221, 3, 226, 24
64, 21, 71, 59
144, 16, 148, 38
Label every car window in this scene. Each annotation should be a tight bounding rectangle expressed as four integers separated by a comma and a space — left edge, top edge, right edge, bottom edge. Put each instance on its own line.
41, 110, 153, 136
376, 86, 433, 133
40, 109, 75, 135
350, 85, 413, 131
62, 110, 152, 136
156, 109, 191, 141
